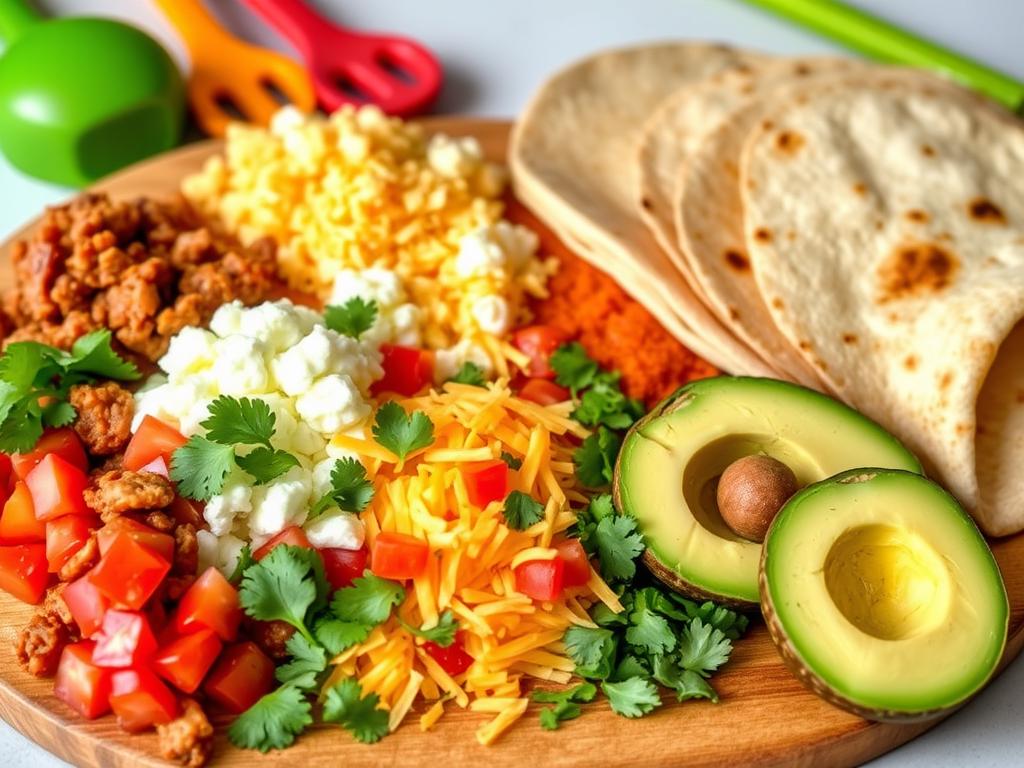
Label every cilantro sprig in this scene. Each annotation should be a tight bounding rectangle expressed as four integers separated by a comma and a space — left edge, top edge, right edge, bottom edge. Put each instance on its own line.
171, 396, 299, 500
0, 330, 140, 454
502, 490, 544, 531
447, 361, 487, 387
532, 682, 597, 730
399, 609, 458, 647
309, 457, 375, 518
324, 297, 378, 339
372, 401, 434, 460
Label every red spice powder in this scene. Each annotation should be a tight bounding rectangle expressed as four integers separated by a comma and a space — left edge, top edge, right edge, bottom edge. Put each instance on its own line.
508, 201, 717, 406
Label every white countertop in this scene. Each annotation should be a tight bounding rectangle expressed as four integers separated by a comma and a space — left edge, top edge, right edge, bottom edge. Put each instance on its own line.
1, 1, 1022, 765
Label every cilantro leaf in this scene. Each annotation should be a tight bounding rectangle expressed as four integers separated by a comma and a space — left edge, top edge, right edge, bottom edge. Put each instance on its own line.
324, 297, 378, 340
0, 401, 43, 454
201, 395, 276, 448
236, 446, 300, 485
170, 437, 236, 501
502, 490, 544, 530
571, 372, 643, 430
601, 677, 661, 718
672, 669, 719, 703
228, 684, 312, 752
625, 607, 676, 655
592, 514, 644, 583
311, 458, 374, 518
531, 682, 597, 705
670, 596, 750, 640
550, 342, 598, 393
372, 401, 434, 459
322, 678, 390, 744
574, 426, 621, 488
229, 545, 255, 584
613, 654, 650, 682
563, 626, 616, 680
400, 609, 457, 647
41, 400, 76, 428
238, 545, 320, 642
276, 633, 327, 688
332, 571, 405, 625
447, 361, 487, 387
500, 451, 522, 470
67, 329, 140, 380
677, 618, 732, 677
314, 616, 372, 655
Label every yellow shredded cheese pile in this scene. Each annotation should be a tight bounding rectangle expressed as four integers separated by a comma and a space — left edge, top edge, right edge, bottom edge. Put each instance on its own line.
181, 106, 556, 352
321, 381, 623, 745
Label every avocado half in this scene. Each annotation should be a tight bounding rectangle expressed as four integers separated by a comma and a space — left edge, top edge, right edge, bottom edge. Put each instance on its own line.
612, 377, 921, 609
761, 469, 1008, 721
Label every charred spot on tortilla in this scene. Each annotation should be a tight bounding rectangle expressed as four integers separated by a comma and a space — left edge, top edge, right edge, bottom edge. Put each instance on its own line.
724, 159, 739, 178
798, 340, 812, 352
774, 130, 805, 155
761, 119, 774, 132
939, 371, 954, 390
904, 354, 919, 372
955, 423, 973, 436
793, 63, 813, 76
852, 182, 867, 196
771, 297, 785, 310
741, 83, 755, 95
724, 249, 750, 271
754, 227, 773, 244
841, 333, 858, 345
967, 197, 1006, 224
640, 196, 653, 211
1016, 390, 1024, 404
813, 357, 828, 371
905, 209, 930, 224
921, 144, 937, 157
785, 229, 796, 241
877, 242, 959, 303
728, 306, 741, 321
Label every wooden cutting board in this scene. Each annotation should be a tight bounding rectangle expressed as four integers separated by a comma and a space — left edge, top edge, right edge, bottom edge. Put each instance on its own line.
0, 118, 1021, 768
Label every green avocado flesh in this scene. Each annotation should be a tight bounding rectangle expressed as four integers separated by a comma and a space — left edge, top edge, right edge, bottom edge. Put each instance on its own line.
763, 469, 1008, 716
614, 377, 922, 605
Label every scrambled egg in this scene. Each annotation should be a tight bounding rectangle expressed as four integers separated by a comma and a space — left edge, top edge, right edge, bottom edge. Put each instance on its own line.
182, 106, 556, 364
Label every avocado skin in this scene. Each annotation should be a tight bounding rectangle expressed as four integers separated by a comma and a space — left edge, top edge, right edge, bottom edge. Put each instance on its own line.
759, 468, 1008, 723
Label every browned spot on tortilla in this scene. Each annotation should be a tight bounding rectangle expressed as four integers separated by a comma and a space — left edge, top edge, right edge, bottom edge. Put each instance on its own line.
875, 220, 884, 230
968, 197, 1006, 224
753, 227, 773, 244
977, 424, 987, 436
939, 371, 954, 391
887, 311, 900, 323
775, 131, 805, 154
814, 358, 828, 372
724, 249, 749, 272
955, 423, 972, 436
762, 120, 774, 132
640, 196, 653, 211
771, 297, 784, 310
877, 242, 959, 303
794, 94, 810, 105
794, 63, 813, 76
852, 182, 867, 196
1016, 390, 1024, 404
841, 333, 858, 345
747, 178, 757, 191
786, 230, 796, 241
921, 144, 936, 157
798, 340, 812, 352
905, 209, 930, 224
728, 307, 740, 321
903, 354, 919, 371
740, 83, 755, 95
724, 160, 738, 178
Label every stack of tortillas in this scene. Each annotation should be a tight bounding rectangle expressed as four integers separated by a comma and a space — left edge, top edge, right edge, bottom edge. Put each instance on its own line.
510, 42, 1024, 536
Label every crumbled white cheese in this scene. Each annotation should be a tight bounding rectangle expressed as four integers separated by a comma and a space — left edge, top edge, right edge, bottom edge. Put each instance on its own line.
329, 267, 423, 348
248, 465, 314, 542
304, 511, 364, 550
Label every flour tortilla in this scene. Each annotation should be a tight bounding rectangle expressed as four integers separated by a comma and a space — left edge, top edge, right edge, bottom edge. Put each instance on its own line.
740, 75, 1024, 535
510, 42, 777, 377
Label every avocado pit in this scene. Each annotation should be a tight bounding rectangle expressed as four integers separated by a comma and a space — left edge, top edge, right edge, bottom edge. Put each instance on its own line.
716, 455, 797, 543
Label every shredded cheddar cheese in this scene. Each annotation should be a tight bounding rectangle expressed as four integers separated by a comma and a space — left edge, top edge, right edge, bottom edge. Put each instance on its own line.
322, 379, 619, 744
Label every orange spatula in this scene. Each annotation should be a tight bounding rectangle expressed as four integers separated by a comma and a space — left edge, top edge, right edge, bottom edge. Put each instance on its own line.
152, 0, 315, 136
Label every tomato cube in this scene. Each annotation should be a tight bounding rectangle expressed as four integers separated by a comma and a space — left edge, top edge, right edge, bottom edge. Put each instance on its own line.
320, 546, 368, 591
54, 641, 111, 719
461, 459, 508, 508
90, 533, 170, 610
154, 629, 222, 694
371, 344, 434, 397
12, 428, 87, 480
96, 518, 175, 563
174, 567, 242, 642
109, 668, 178, 732
123, 416, 187, 472
0, 454, 12, 498
555, 538, 591, 588
513, 326, 569, 379
253, 526, 311, 561
423, 631, 474, 677
203, 641, 275, 714
63, 572, 109, 637
92, 610, 158, 668
519, 378, 570, 406
46, 514, 97, 573
0, 543, 48, 604
0, 482, 45, 544
371, 532, 429, 580
26, 454, 90, 521
514, 558, 565, 602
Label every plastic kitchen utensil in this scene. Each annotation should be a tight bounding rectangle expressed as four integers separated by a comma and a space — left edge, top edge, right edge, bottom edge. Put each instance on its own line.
0, 0, 184, 187
741, 0, 1024, 113
152, 0, 315, 137
241, 0, 442, 116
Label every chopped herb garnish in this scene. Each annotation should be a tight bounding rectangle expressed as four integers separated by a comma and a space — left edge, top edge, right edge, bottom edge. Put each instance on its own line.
324, 297, 378, 339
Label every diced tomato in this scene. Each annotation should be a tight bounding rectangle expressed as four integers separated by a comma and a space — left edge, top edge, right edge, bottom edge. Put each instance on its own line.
92, 609, 158, 668
0, 454, 12, 497
371, 532, 428, 580
109, 668, 178, 732
0, 482, 45, 544
89, 533, 170, 610
169, 496, 204, 528
371, 344, 434, 397
11, 428, 87, 480
54, 641, 111, 719
253, 526, 311, 561
203, 641, 275, 714
138, 455, 170, 478
96, 518, 175, 563
423, 632, 474, 677
555, 538, 591, 588
514, 558, 564, 602
123, 416, 187, 472
153, 629, 222, 694
174, 567, 242, 642
46, 514, 97, 573
513, 325, 569, 379
320, 546, 369, 591
26, 454, 89, 521
0, 543, 48, 604
63, 572, 109, 637
519, 378, 570, 406
461, 459, 508, 508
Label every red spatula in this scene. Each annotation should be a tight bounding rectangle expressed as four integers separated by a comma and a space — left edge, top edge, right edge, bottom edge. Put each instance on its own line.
241, 0, 442, 116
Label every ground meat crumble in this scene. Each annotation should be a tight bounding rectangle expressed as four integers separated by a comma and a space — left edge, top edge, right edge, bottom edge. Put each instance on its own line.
68, 381, 134, 456
157, 698, 214, 768
83, 469, 175, 521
